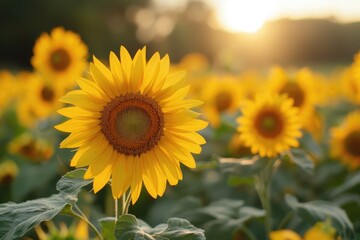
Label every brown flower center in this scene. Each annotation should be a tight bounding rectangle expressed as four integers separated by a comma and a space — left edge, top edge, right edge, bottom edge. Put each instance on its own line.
255, 109, 284, 138
344, 130, 360, 157
50, 48, 71, 71
280, 82, 305, 107
41, 86, 55, 102
100, 93, 164, 156
215, 91, 232, 112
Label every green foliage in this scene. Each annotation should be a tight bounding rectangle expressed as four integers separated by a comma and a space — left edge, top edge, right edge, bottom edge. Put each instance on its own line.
114, 214, 205, 240
99, 217, 116, 240
0, 168, 93, 240
218, 156, 269, 177
285, 194, 354, 234
283, 149, 314, 174
331, 170, 360, 197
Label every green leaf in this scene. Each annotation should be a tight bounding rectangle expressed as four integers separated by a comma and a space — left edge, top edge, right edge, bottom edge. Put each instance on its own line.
331, 171, 360, 197
99, 217, 116, 240
0, 193, 75, 240
285, 194, 354, 233
56, 168, 93, 195
114, 214, 205, 240
218, 156, 269, 177
283, 149, 314, 174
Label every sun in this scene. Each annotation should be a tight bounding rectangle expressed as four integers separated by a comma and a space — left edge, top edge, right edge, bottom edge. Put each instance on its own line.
215, 0, 272, 33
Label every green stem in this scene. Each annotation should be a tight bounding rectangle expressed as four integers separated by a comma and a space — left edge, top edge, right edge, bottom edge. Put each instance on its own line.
122, 190, 132, 215
241, 227, 257, 240
254, 158, 277, 239
73, 205, 103, 240
278, 211, 294, 230
114, 198, 118, 222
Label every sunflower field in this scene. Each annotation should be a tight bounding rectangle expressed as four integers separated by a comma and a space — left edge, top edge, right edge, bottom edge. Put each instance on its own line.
1, 1, 360, 240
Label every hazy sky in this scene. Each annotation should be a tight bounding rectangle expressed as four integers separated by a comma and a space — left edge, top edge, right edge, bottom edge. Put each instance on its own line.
152, 0, 360, 22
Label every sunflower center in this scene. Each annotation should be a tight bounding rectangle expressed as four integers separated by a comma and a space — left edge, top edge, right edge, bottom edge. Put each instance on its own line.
50, 48, 71, 71
215, 91, 232, 112
41, 86, 55, 102
101, 93, 164, 156
255, 109, 284, 138
280, 82, 305, 107
344, 130, 360, 157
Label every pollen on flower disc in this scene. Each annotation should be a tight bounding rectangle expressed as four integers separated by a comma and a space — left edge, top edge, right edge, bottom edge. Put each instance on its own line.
280, 82, 305, 107
254, 109, 284, 138
344, 130, 360, 157
50, 48, 71, 71
100, 93, 164, 156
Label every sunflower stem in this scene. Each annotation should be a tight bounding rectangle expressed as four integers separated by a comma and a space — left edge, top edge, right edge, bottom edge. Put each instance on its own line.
122, 190, 132, 215
114, 198, 118, 222
254, 158, 277, 239
72, 204, 103, 240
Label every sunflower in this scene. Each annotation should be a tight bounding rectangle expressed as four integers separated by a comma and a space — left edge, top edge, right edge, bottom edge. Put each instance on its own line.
268, 66, 316, 125
238, 70, 266, 100
331, 111, 360, 169
237, 94, 302, 157
0, 70, 16, 115
56, 46, 207, 204
201, 76, 243, 127
269, 230, 301, 240
35, 220, 88, 240
303, 221, 336, 240
339, 66, 360, 105
8, 132, 54, 163
0, 160, 18, 185
16, 73, 65, 127
31, 27, 88, 89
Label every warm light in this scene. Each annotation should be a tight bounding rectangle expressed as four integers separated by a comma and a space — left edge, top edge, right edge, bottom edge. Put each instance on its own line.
216, 0, 272, 33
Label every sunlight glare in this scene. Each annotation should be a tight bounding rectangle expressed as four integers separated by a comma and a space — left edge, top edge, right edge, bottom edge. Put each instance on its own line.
216, 0, 272, 33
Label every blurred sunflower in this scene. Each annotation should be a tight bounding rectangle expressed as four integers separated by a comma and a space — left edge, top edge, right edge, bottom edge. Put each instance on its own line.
35, 220, 88, 240
331, 111, 360, 169
268, 66, 316, 125
303, 221, 337, 240
228, 133, 252, 157
237, 94, 302, 157
56, 46, 207, 204
0, 70, 16, 115
8, 132, 54, 163
0, 160, 18, 185
238, 70, 266, 100
172, 52, 209, 74
16, 74, 65, 127
339, 66, 360, 105
31, 27, 88, 89
269, 229, 301, 240
201, 76, 242, 127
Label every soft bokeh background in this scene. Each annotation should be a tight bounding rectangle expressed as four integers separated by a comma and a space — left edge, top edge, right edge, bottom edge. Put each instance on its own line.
2, 0, 360, 71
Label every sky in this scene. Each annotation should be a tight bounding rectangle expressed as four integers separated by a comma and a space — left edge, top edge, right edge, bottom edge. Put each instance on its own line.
151, 0, 360, 33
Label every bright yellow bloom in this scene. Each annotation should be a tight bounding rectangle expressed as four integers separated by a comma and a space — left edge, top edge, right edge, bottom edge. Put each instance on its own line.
31, 27, 88, 89
237, 94, 302, 157
303, 221, 336, 240
201, 76, 243, 127
268, 66, 316, 125
0, 160, 18, 185
269, 229, 302, 240
331, 111, 360, 169
339, 66, 360, 105
0, 70, 16, 115
16, 73, 65, 127
56, 46, 207, 204
8, 132, 54, 163
35, 220, 88, 240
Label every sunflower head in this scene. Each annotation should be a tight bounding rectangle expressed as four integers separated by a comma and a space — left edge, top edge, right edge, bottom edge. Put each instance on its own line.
331, 111, 360, 169
340, 66, 360, 104
16, 73, 65, 127
56, 46, 207, 204
8, 132, 54, 163
268, 66, 315, 124
237, 94, 302, 157
201, 76, 242, 127
303, 221, 336, 240
31, 27, 88, 89
0, 70, 16, 115
0, 160, 18, 185
269, 230, 302, 240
